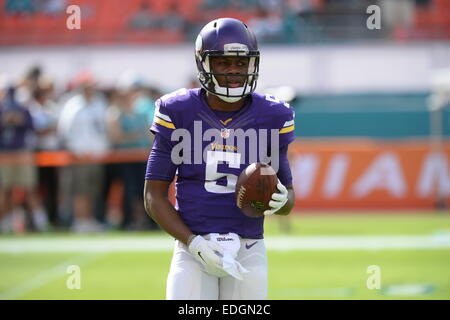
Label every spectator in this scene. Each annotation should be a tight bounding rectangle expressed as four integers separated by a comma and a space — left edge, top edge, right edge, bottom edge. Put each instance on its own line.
379, 0, 415, 37
201, 0, 249, 10
200, 0, 229, 10
255, 0, 282, 12
16, 65, 42, 106
28, 77, 60, 151
415, 0, 431, 8
38, 0, 67, 16
4, 0, 37, 15
186, 77, 199, 89
160, 2, 187, 32
248, 7, 283, 42
0, 82, 48, 233
128, 0, 161, 30
27, 76, 61, 227
106, 72, 157, 230
57, 71, 110, 233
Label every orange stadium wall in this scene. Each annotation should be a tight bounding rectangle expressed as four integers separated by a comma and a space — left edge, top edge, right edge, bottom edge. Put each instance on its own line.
289, 140, 450, 210
3, 139, 450, 210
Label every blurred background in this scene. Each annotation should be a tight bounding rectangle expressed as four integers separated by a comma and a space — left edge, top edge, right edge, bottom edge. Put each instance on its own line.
0, 0, 450, 300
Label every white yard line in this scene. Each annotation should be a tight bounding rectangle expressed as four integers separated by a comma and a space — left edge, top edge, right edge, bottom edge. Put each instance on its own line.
0, 253, 105, 300
268, 235, 450, 250
1, 235, 450, 253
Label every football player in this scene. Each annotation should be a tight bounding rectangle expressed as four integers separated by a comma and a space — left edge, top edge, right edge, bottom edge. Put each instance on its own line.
144, 18, 295, 300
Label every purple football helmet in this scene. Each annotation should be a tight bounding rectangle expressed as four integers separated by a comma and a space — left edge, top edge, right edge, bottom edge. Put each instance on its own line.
195, 18, 260, 103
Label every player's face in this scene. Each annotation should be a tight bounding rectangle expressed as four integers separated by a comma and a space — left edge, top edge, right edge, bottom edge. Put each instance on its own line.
210, 56, 249, 88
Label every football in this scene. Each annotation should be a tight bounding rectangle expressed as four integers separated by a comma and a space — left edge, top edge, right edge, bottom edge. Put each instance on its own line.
235, 162, 278, 218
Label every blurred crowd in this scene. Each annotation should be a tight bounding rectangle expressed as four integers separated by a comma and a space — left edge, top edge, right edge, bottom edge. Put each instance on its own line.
0, 66, 163, 234
2, 0, 444, 45
4, 0, 67, 15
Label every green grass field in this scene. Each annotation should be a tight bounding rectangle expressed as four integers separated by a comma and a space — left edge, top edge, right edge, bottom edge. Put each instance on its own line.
1, 211, 450, 300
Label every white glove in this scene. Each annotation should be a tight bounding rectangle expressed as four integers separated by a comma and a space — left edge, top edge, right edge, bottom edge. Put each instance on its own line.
208, 233, 249, 281
188, 235, 228, 277
222, 251, 249, 280
264, 180, 288, 216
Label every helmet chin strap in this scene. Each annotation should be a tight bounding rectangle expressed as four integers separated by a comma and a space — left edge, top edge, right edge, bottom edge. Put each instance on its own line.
213, 84, 246, 103
217, 94, 243, 103
211, 74, 250, 103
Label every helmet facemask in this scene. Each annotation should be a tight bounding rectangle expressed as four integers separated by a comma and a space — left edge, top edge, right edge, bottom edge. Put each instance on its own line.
196, 37, 260, 103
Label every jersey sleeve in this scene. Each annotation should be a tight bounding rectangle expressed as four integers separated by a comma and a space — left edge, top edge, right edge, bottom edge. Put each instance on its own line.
278, 106, 295, 148
276, 144, 293, 187
145, 133, 178, 181
268, 100, 295, 185
260, 94, 296, 148
263, 95, 296, 148
150, 98, 176, 141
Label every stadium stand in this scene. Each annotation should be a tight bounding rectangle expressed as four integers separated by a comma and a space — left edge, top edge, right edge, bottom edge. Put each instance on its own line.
0, 0, 449, 46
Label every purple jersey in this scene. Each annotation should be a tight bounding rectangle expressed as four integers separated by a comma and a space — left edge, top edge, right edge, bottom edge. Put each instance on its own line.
146, 88, 295, 239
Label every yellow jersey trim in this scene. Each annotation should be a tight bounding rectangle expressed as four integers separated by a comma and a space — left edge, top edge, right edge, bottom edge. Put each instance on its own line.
279, 125, 294, 134
154, 117, 176, 129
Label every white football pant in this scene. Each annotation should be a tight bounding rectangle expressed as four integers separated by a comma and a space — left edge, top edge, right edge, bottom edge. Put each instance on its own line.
166, 236, 268, 300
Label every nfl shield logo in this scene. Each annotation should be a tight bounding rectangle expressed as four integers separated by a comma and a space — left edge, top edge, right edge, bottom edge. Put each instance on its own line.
220, 128, 231, 138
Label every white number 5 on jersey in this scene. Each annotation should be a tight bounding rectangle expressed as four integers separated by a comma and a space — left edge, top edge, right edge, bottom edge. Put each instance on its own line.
205, 151, 241, 193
